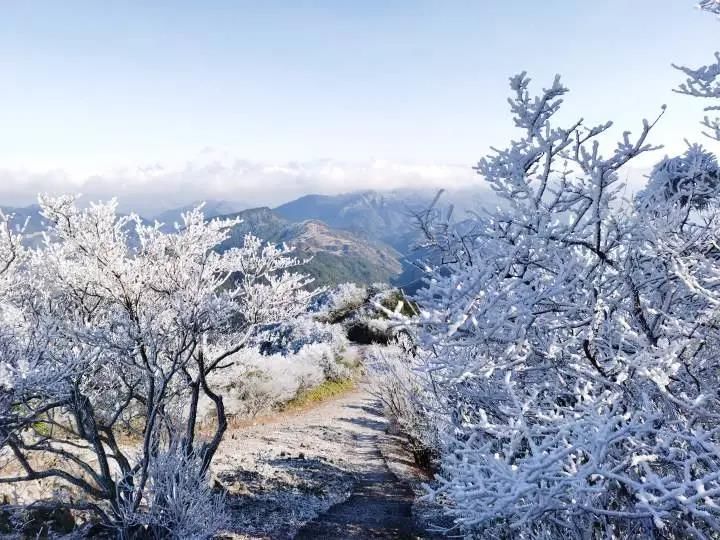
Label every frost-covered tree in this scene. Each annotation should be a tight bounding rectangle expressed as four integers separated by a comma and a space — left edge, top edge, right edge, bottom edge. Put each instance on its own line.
699, 0, 720, 14
640, 144, 720, 210
366, 335, 441, 466
413, 13, 720, 533
0, 196, 313, 537
674, 0, 720, 141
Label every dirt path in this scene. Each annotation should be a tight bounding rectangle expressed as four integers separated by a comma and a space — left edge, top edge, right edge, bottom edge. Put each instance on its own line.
294, 399, 422, 539
295, 476, 419, 539
214, 385, 425, 539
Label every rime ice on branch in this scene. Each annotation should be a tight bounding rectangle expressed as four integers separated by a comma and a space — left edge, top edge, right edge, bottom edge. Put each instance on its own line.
673, 1, 720, 140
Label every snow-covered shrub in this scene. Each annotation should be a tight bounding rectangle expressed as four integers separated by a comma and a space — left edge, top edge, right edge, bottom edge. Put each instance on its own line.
315, 282, 369, 323
312, 282, 413, 345
231, 345, 325, 403
201, 309, 354, 418
411, 61, 720, 537
255, 317, 348, 356
210, 362, 280, 418
375, 288, 417, 318
331, 282, 368, 311
699, 0, 720, 15
206, 338, 355, 418
639, 144, 720, 210
316, 344, 356, 382
115, 445, 229, 539
345, 316, 393, 345
674, 1, 720, 140
333, 286, 411, 344
366, 336, 441, 468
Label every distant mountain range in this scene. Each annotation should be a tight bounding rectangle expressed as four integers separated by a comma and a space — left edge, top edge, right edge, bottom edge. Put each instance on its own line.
274, 191, 424, 253
272, 188, 489, 289
1, 188, 489, 288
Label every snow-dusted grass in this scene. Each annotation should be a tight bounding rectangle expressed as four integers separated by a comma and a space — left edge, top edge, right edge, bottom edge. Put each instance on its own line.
282, 378, 356, 411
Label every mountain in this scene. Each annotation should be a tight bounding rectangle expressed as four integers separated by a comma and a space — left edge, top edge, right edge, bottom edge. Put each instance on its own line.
275, 190, 432, 290
217, 207, 287, 240
1, 188, 488, 289
216, 207, 403, 287
275, 189, 458, 290
274, 190, 427, 254
0, 201, 402, 287
279, 220, 402, 286
274, 188, 492, 291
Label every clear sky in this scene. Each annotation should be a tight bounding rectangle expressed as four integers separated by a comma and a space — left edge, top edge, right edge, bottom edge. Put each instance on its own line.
0, 1, 718, 212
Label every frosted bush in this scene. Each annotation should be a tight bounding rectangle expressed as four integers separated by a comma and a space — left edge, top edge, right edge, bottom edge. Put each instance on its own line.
409, 13, 720, 533
254, 317, 348, 355
331, 282, 368, 310
370, 282, 391, 293
317, 345, 356, 382
205, 340, 353, 418
0, 197, 313, 535
366, 336, 441, 462
116, 445, 229, 539
639, 144, 720, 210
243, 344, 328, 401
316, 282, 369, 322
362, 316, 391, 335
699, 0, 720, 15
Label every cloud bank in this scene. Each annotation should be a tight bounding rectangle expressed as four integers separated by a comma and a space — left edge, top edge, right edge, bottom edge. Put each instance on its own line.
0, 157, 481, 216
0, 150, 657, 218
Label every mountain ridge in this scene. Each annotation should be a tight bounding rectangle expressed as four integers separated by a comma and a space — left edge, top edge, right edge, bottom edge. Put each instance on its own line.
212, 206, 403, 287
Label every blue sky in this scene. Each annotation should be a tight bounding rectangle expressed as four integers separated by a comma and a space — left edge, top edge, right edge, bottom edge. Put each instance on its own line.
0, 1, 718, 210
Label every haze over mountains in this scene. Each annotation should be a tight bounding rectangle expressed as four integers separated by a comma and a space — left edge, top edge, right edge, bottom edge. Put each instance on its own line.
1, 188, 490, 288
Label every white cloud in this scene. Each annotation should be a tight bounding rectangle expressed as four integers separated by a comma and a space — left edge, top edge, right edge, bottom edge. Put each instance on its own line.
0, 147, 665, 218
0, 156, 480, 216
